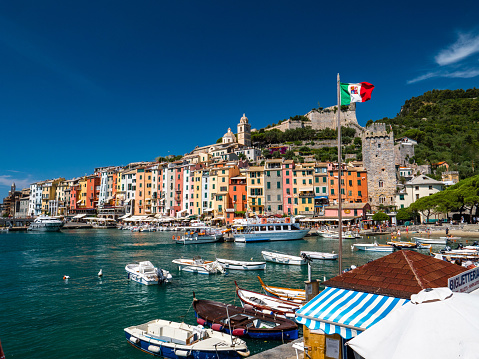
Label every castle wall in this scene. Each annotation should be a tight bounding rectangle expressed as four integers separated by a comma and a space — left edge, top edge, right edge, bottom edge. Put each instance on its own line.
306, 103, 359, 130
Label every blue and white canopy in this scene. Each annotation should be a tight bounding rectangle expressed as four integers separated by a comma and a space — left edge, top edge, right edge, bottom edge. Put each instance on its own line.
295, 287, 409, 339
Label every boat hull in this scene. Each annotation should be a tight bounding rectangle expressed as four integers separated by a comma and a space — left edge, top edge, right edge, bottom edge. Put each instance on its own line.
216, 258, 266, 271
28, 223, 63, 231
300, 251, 338, 260
193, 299, 298, 341
125, 320, 249, 359
234, 230, 309, 243
352, 244, 394, 252
261, 251, 306, 265
413, 237, 447, 245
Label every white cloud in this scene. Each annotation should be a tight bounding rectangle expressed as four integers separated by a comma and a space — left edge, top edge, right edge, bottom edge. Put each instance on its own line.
443, 68, 479, 78
0, 175, 35, 189
407, 71, 442, 84
435, 33, 479, 66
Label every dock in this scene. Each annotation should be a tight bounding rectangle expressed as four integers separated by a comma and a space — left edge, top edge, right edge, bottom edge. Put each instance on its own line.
249, 339, 304, 359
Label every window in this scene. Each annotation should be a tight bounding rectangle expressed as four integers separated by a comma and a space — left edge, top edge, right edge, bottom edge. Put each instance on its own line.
286, 178, 290, 184
277, 182, 281, 188
267, 195, 271, 201
267, 182, 271, 189
294, 179, 297, 185
251, 179, 255, 185
302, 179, 306, 185
233, 195, 237, 201
357, 180, 361, 186
277, 195, 281, 201
323, 177, 326, 183
349, 180, 352, 186
288, 198, 291, 204
379, 195, 386, 204
379, 180, 384, 188
293, 188, 297, 194
348, 190, 352, 196
399, 194, 404, 200
429, 185, 433, 190
331, 189, 335, 195
330, 180, 334, 185
278, 205, 282, 211
358, 190, 362, 197
233, 186, 236, 191
277, 171, 280, 177
302, 198, 306, 204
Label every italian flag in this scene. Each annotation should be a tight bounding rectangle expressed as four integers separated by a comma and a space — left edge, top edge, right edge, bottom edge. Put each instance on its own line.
340, 82, 374, 105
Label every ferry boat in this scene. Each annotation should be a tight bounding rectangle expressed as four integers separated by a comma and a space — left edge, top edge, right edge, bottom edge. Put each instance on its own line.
27, 216, 64, 231
233, 217, 309, 243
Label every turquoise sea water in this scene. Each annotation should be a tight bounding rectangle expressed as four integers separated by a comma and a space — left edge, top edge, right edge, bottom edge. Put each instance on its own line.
0, 229, 449, 358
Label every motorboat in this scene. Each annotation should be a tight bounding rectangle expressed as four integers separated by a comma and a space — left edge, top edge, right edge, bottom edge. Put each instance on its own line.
125, 319, 249, 359
173, 226, 224, 245
233, 217, 309, 243
261, 250, 307, 265
387, 241, 418, 249
125, 261, 172, 285
216, 258, 266, 271
413, 237, 447, 245
300, 251, 338, 260
27, 216, 64, 231
352, 242, 394, 252
235, 282, 301, 318
440, 236, 461, 241
257, 276, 305, 303
192, 296, 298, 341
171, 257, 225, 274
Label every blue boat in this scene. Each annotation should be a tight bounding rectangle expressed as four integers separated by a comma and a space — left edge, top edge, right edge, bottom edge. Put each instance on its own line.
125, 319, 250, 359
233, 217, 309, 243
192, 297, 299, 341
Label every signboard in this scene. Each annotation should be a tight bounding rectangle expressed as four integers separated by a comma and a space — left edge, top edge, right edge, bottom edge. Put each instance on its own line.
325, 337, 340, 359
448, 267, 479, 293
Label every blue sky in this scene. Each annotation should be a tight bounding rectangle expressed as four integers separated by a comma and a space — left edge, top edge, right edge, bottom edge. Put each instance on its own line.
1, 0, 479, 199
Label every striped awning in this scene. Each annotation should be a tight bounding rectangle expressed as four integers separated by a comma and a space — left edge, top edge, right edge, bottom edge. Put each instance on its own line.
295, 287, 409, 339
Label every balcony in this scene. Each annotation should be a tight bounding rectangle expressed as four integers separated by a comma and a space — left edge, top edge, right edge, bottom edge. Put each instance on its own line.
299, 211, 315, 215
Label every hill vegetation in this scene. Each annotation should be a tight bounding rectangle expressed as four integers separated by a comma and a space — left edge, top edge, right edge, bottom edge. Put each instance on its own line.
374, 88, 479, 180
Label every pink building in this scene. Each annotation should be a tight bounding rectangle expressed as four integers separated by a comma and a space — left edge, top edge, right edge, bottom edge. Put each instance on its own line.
282, 160, 294, 216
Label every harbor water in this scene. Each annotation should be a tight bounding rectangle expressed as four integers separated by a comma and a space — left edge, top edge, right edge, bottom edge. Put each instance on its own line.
0, 229, 450, 358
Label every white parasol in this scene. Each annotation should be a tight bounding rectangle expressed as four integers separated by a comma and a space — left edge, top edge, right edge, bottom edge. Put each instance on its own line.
347, 287, 479, 359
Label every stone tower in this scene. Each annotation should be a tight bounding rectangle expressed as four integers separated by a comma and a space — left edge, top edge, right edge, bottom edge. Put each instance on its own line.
237, 113, 251, 147
362, 123, 396, 211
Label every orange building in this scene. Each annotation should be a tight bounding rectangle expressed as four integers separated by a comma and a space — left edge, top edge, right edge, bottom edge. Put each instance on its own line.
226, 175, 247, 224
327, 163, 367, 204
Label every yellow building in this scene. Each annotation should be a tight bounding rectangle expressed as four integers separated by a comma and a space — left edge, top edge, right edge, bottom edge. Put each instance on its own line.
41, 178, 64, 215
246, 166, 264, 215
292, 163, 315, 216
210, 164, 240, 221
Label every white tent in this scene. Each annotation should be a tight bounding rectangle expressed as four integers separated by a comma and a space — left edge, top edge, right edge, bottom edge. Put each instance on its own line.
347, 287, 479, 359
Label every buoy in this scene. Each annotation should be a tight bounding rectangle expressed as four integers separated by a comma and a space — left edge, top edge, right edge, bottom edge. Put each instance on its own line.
98, 269, 103, 277
63, 275, 70, 280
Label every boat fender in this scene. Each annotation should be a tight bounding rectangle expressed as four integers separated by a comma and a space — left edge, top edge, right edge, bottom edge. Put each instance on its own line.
172, 235, 176, 240
177, 236, 181, 240
148, 345, 161, 353
232, 328, 245, 336
196, 318, 206, 326
211, 323, 224, 331
237, 349, 250, 357
174, 349, 190, 357
129, 336, 140, 344
244, 304, 254, 310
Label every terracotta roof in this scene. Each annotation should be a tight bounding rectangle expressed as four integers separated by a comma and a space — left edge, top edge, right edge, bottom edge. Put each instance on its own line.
323, 251, 467, 299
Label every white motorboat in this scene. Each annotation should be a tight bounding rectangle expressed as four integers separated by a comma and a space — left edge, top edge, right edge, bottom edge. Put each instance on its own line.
235, 282, 301, 318
233, 217, 309, 243
352, 243, 394, 252
171, 257, 225, 274
300, 251, 338, 260
215, 258, 266, 271
125, 319, 249, 359
125, 261, 172, 285
27, 216, 64, 231
440, 236, 461, 241
173, 226, 224, 245
413, 237, 447, 245
261, 250, 307, 265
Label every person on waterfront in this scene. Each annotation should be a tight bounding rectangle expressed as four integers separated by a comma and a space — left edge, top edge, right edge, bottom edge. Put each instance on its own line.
397, 229, 401, 237
446, 227, 449, 237
405, 226, 409, 235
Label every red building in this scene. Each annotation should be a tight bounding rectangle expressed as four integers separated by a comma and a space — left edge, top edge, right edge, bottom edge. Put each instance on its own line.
226, 176, 247, 224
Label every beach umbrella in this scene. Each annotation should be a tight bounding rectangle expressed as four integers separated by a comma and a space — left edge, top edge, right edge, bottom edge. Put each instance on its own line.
346, 287, 479, 359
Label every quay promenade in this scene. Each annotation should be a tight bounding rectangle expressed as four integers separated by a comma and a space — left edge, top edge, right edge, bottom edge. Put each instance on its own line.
248, 339, 303, 359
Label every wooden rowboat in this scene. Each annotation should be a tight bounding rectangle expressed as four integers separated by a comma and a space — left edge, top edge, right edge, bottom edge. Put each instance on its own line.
235, 282, 301, 318
192, 295, 298, 341
257, 276, 305, 303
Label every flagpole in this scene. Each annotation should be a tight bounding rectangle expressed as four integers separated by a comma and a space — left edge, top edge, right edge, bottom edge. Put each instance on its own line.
337, 73, 343, 275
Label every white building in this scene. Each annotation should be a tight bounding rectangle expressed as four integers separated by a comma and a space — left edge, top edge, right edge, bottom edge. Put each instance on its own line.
29, 182, 44, 217
396, 175, 445, 210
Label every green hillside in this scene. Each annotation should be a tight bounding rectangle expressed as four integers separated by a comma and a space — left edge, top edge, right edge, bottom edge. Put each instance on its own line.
374, 88, 479, 179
